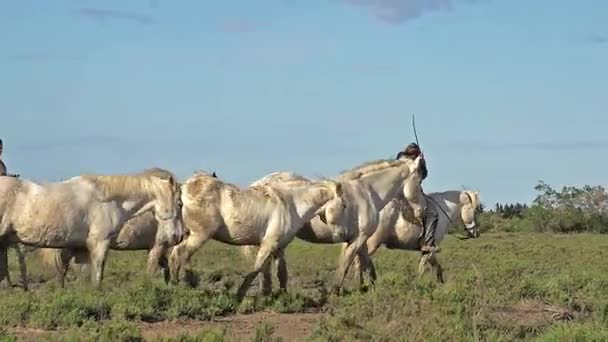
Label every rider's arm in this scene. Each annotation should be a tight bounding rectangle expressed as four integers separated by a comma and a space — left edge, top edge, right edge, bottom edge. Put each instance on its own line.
419, 155, 428, 180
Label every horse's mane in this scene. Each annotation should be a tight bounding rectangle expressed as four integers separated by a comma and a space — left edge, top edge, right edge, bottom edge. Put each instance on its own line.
141, 167, 176, 180
186, 170, 338, 212
463, 190, 480, 209
338, 158, 410, 181
82, 167, 178, 201
250, 171, 312, 188
428, 190, 480, 208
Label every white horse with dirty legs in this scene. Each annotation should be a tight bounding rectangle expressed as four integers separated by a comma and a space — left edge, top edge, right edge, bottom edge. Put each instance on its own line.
0, 168, 184, 289
354, 190, 481, 283
248, 155, 425, 294
168, 170, 344, 301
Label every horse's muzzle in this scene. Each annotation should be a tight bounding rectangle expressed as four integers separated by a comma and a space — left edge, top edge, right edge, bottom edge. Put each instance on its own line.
173, 228, 185, 245
465, 227, 480, 239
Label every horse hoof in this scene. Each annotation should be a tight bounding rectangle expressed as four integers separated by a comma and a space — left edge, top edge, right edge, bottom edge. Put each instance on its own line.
235, 293, 248, 304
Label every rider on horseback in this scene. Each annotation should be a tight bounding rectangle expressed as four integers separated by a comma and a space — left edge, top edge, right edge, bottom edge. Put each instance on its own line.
0, 139, 19, 178
396, 143, 438, 253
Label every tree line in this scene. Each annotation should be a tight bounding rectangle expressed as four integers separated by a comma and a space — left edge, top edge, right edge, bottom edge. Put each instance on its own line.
478, 181, 608, 233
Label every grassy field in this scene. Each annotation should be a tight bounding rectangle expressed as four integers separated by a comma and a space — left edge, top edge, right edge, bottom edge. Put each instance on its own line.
2, 232, 608, 341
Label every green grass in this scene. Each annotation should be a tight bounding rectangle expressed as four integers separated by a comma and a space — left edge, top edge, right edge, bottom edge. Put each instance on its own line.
3, 233, 608, 341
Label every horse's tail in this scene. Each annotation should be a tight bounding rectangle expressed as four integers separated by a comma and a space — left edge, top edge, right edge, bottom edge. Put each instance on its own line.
37, 248, 89, 274
37, 248, 65, 275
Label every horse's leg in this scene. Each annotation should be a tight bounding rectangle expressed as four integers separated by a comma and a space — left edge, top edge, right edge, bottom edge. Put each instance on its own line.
0, 245, 9, 286
52, 249, 75, 288
368, 257, 377, 284
358, 244, 376, 288
429, 253, 444, 283
353, 252, 364, 288
168, 232, 210, 284
159, 247, 171, 284
366, 235, 382, 257
14, 244, 28, 291
260, 257, 273, 296
236, 240, 277, 302
352, 245, 375, 290
146, 245, 164, 278
276, 249, 288, 292
333, 235, 367, 294
364, 232, 382, 281
417, 253, 431, 279
340, 241, 359, 281
88, 240, 110, 288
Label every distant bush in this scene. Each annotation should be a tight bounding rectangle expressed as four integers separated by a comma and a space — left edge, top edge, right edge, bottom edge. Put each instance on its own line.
480, 181, 608, 234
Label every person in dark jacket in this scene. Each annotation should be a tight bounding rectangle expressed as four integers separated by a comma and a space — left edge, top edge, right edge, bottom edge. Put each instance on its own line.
0, 139, 19, 178
396, 143, 438, 253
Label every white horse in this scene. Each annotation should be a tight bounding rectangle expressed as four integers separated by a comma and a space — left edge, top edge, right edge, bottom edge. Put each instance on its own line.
168, 170, 344, 301
0, 168, 184, 288
35, 172, 218, 287
355, 190, 481, 283
247, 155, 425, 294
37, 210, 183, 287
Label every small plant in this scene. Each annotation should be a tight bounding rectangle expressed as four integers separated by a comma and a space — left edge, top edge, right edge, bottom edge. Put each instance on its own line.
156, 329, 228, 342
252, 322, 281, 342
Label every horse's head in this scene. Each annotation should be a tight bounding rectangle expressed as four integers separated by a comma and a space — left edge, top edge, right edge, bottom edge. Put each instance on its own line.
145, 168, 185, 246
317, 181, 348, 225
320, 178, 343, 201
314, 179, 346, 225
459, 190, 481, 238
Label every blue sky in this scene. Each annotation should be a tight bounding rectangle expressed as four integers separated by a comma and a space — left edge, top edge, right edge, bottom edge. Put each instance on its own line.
1, 0, 607, 206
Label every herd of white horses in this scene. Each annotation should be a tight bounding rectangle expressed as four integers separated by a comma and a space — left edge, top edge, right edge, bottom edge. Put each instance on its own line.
0, 152, 480, 301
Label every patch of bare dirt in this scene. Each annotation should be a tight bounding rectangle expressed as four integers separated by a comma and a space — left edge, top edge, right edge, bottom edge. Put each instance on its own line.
140, 311, 323, 341
8, 311, 323, 341
479, 299, 581, 330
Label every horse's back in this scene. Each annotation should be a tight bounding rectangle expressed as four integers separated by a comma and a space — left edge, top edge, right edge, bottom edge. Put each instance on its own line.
2, 178, 97, 247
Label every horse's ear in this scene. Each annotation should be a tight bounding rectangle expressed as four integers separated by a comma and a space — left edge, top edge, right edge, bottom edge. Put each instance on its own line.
461, 191, 473, 204
212, 171, 217, 178
335, 182, 343, 196
318, 211, 328, 224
